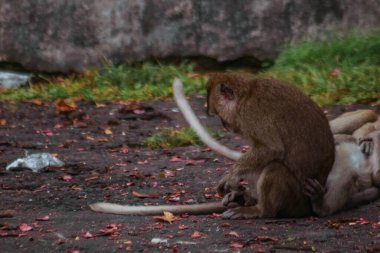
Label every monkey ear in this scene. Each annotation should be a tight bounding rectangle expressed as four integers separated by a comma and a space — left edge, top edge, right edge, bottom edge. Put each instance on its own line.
220, 83, 234, 100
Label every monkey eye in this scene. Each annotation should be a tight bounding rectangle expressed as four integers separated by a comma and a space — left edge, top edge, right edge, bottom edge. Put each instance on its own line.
220, 83, 234, 100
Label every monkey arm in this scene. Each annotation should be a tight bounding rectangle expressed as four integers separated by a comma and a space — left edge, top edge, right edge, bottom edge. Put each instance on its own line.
329, 110, 378, 135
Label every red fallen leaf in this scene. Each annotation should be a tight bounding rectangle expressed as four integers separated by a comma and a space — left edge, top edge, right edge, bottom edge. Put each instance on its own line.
230, 242, 244, 249
67, 250, 80, 253
226, 231, 240, 238
153, 211, 176, 224
191, 231, 201, 239
151, 181, 158, 188
137, 160, 149, 164
0, 231, 18, 237
164, 170, 176, 177
167, 193, 180, 202
357, 218, 370, 225
169, 156, 182, 162
208, 213, 222, 218
372, 223, 380, 229
19, 223, 33, 232
54, 123, 64, 129
329, 68, 341, 78
120, 147, 129, 154
38, 128, 54, 136
36, 215, 50, 221
61, 175, 73, 181
178, 225, 189, 230
260, 226, 269, 230
184, 199, 194, 204
83, 231, 93, 239
185, 159, 205, 165
133, 109, 145, 114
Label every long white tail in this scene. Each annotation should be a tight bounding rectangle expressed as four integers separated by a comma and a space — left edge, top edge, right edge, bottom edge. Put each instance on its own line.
172, 78, 242, 161
89, 202, 226, 215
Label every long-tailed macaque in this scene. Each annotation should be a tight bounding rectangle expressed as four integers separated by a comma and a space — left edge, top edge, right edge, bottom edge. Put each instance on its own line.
90, 77, 379, 218
304, 111, 380, 217
92, 75, 336, 217
206, 73, 335, 218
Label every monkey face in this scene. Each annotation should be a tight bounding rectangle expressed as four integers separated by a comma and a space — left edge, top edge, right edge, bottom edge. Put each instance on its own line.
206, 80, 239, 133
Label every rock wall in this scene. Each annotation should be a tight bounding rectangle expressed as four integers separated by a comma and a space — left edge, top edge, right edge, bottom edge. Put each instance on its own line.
1, 0, 380, 72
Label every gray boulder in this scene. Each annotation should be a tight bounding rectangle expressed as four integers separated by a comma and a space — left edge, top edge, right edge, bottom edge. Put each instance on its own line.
1, 0, 380, 72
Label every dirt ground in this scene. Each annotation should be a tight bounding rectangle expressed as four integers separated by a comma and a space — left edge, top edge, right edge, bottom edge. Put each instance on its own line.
1, 96, 380, 253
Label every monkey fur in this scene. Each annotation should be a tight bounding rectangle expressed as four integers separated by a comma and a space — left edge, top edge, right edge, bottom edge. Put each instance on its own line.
90, 76, 379, 218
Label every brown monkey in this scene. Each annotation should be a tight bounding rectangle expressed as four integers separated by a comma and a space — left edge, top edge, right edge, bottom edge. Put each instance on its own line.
90, 78, 376, 218
206, 73, 335, 218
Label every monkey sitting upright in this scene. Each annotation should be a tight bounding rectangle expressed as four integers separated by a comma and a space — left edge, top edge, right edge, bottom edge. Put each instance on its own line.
206, 73, 335, 218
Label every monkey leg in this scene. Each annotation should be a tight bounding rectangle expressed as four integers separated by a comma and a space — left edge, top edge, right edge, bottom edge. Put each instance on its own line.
329, 109, 378, 135
304, 167, 358, 217
223, 162, 311, 219
347, 187, 380, 209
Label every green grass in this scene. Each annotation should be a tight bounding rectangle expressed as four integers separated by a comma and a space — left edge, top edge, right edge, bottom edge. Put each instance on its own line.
144, 127, 220, 149
1, 31, 379, 105
263, 31, 380, 105
0, 62, 206, 102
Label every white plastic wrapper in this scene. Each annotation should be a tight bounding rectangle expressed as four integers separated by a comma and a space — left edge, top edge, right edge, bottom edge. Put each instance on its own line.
6, 153, 64, 173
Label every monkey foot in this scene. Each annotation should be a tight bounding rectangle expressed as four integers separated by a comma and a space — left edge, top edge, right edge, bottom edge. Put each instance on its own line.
222, 206, 261, 219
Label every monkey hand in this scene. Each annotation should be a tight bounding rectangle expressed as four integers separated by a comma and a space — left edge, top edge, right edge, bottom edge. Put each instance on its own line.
304, 179, 326, 201
217, 172, 244, 197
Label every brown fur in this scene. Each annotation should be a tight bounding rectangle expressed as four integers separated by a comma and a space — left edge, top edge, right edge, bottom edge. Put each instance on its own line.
206, 73, 335, 218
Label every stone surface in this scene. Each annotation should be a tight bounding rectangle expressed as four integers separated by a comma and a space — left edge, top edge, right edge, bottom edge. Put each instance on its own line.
1, 0, 380, 72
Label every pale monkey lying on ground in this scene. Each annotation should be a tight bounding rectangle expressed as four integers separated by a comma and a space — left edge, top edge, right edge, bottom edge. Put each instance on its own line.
90, 78, 380, 217
303, 111, 380, 217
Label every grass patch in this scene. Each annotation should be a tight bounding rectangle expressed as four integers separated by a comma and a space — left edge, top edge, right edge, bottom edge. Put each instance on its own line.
144, 127, 220, 149
0, 62, 206, 102
263, 31, 380, 105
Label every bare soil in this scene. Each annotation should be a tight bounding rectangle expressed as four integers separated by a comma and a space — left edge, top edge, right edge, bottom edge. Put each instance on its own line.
1, 96, 380, 253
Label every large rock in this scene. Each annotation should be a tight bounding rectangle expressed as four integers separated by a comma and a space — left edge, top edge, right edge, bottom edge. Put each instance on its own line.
1, 0, 380, 72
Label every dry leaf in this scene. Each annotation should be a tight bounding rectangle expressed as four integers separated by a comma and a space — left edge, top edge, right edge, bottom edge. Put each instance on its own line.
0, 119, 7, 126
153, 211, 176, 224
104, 128, 113, 135
55, 99, 77, 113
30, 99, 44, 105
131, 191, 158, 199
